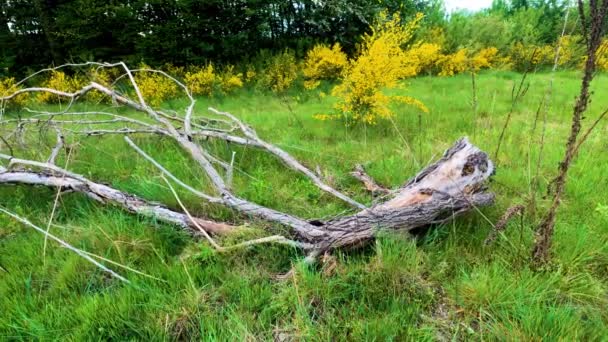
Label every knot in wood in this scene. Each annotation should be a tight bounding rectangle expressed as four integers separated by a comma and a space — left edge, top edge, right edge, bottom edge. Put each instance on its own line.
462, 152, 489, 176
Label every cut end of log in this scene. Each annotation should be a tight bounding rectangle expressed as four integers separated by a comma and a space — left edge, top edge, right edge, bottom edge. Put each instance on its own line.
384, 137, 494, 209
308, 138, 496, 250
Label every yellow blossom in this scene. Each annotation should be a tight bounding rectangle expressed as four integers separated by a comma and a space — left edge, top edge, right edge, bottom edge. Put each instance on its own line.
185, 64, 216, 96
0, 77, 28, 108
326, 11, 427, 125
133, 63, 179, 106
303, 43, 348, 90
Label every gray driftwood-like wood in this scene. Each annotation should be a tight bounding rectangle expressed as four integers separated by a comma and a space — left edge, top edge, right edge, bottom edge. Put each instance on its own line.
0, 62, 496, 256
296, 138, 495, 250
0, 168, 235, 235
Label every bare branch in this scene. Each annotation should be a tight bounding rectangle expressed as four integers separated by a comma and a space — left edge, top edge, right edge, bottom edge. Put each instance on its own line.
0, 168, 234, 235
161, 174, 224, 250
47, 126, 65, 165
350, 164, 390, 194
226, 151, 236, 187
162, 174, 313, 251
0, 206, 129, 283
208, 107, 366, 209
485, 204, 525, 245
124, 136, 222, 203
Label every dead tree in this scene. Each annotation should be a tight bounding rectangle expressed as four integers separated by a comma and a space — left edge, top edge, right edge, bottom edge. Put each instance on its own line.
0, 62, 496, 260
532, 0, 608, 265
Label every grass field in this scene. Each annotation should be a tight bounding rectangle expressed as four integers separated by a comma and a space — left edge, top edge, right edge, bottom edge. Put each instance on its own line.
1, 70, 608, 340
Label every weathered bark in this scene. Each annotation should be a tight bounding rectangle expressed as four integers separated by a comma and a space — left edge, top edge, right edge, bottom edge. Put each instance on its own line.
302, 138, 495, 251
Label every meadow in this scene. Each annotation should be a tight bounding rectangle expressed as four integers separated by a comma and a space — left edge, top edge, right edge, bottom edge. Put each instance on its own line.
1, 70, 608, 340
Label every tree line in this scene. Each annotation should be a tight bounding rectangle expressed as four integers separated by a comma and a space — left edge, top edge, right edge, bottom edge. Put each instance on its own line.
0, 0, 591, 76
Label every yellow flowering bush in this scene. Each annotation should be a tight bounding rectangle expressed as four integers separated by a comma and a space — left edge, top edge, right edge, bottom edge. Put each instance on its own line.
134, 63, 179, 107
260, 50, 298, 94
327, 12, 428, 125
402, 42, 443, 76
245, 65, 257, 84
470, 47, 499, 71
303, 43, 348, 90
37, 70, 85, 103
219, 65, 244, 94
84, 67, 115, 103
163, 63, 186, 78
436, 48, 469, 76
0, 77, 28, 108
185, 64, 216, 96
508, 42, 554, 71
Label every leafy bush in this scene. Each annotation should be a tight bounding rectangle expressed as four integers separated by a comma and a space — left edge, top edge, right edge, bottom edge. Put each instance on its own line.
259, 50, 298, 94
325, 12, 428, 125
436, 48, 469, 76
37, 70, 85, 104
470, 47, 500, 71
303, 43, 348, 90
507, 42, 554, 71
244, 65, 257, 84
84, 67, 115, 103
185, 64, 216, 97
0, 77, 28, 109
219, 65, 244, 94
555, 35, 583, 67
402, 42, 443, 76
593, 38, 608, 71
134, 63, 179, 107
162, 63, 186, 78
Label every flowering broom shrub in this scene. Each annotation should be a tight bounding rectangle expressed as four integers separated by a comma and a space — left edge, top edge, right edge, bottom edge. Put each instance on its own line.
219, 65, 244, 94
84, 67, 116, 103
133, 63, 179, 107
260, 50, 298, 94
596, 39, 608, 71
37, 70, 86, 104
436, 48, 469, 76
578, 37, 608, 70
402, 42, 443, 76
303, 43, 348, 90
554, 35, 585, 67
508, 42, 554, 71
244, 65, 257, 84
470, 47, 499, 71
324, 12, 428, 125
185, 64, 216, 97
162, 63, 186, 78
0, 77, 28, 108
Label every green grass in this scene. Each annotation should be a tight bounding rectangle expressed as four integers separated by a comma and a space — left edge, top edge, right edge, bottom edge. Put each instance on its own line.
1, 70, 608, 340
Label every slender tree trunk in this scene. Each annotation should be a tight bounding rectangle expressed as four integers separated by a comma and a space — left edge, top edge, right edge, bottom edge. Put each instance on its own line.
532, 0, 608, 265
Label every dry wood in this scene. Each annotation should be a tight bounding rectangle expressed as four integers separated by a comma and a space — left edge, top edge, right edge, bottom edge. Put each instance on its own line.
485, 204, 525, 245
0, 62, 497, 256
533, 0, 608, 265
0, 168, 235, 235
350, 164, 390, 195
305, 138, 495, 250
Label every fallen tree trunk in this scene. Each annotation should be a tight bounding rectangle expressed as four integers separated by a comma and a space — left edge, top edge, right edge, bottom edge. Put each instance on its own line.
0, 137, 494, 252
300, 138, 495, 250
0, 62, 496, 259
